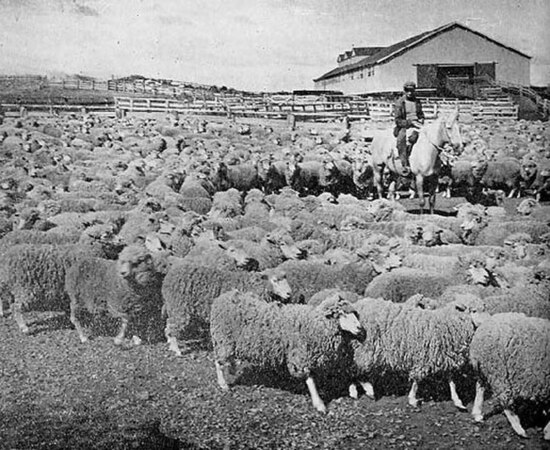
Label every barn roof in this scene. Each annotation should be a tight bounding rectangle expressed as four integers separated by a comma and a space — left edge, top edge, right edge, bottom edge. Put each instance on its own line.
314, 22, 531, 82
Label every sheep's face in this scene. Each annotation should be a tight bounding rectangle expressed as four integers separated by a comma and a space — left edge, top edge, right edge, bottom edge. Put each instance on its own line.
460, 214, 485, 243
337, 311, 363, 336
264, 270, 292, 301
117, 251, 157, 286
321, 297, 364, 336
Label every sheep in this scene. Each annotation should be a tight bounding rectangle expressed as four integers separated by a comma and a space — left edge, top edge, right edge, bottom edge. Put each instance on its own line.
210, 291, 363, 413
277, 260, 376, 302
461, 218, 549, 246
285, 159, 325, 196
65, 245, 164, 345
0, 223, 121, 327
469, 312, 550, 440
208, 188, 242, 219
257, 158, 288, 194
364, 268, 455, 303
210, 161, 261, 193
321, 158, 356, 197
161, 264, 293, 356
479, 157, 523, 198
308, 288, 361, 307
349, 296, 480, 409
439, 158, 485, 199
352, 157, 374, 200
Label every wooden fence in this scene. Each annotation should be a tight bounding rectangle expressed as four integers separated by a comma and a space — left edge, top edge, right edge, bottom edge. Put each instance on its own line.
114, 96, 518, 121
0, 95, 518, 121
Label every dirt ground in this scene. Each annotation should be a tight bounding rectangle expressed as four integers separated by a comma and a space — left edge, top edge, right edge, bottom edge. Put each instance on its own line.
1, 313, 549, 450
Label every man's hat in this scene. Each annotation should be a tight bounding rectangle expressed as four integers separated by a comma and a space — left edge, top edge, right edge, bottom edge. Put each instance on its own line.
403, 81, 416, 90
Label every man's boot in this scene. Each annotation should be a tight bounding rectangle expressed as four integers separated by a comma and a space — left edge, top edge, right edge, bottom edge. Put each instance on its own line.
398, 147, 410, 176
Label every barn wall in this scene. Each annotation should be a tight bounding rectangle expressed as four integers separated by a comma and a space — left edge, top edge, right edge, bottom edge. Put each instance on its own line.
315, 26, 530, 94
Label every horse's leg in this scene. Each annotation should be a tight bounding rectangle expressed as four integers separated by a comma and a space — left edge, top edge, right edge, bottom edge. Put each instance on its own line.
428, 175, 437, 214
373, 165, 384, 200
415, 173, 425, 214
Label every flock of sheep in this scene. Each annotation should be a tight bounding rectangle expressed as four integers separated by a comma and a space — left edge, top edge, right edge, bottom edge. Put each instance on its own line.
0, 110, 549, 442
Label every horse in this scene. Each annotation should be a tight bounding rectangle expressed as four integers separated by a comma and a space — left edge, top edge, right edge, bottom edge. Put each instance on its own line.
371, 110, 462, 214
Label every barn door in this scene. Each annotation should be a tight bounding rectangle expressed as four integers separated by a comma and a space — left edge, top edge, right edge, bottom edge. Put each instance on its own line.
416, 64, 438, 88
474, 63, 496, 82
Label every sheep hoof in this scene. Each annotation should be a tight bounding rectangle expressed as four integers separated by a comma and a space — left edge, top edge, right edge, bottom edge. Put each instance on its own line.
218, 383, 230, 392
314, 403, 327, 414
472, 414, 484, 423
408, 398, 421, 408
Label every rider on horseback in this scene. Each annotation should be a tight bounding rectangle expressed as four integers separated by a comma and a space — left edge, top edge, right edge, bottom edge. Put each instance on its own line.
394, 81, 425, 176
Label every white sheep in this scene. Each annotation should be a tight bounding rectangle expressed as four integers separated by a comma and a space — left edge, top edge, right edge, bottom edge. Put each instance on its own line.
349, 296, 480, 410
469, 312, 550, 440
65, 245, 165, 345
210, 291, 363, 413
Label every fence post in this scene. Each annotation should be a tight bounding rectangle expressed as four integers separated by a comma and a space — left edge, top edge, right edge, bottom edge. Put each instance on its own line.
130, 98, 134, 112
287, 113, 296, 131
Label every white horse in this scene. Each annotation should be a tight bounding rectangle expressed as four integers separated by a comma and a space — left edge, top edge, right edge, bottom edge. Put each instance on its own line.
371, 110, 462, 214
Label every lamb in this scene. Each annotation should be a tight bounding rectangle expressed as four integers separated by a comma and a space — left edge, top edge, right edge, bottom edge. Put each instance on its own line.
65, 245, 165, 345
161, 264, 293, 356
210, 291, 363, 412
469, 313, 550, 439
349, 296, 480, 410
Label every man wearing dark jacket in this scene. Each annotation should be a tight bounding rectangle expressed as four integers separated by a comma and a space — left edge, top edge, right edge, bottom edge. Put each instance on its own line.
393, 81, 425, 175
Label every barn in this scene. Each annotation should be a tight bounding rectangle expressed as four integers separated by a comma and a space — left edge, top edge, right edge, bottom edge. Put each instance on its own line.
313, 22, 531, 97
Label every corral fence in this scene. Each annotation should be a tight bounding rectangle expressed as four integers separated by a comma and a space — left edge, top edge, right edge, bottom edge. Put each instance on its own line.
0, 95, 519, 122
113, 96, 519, 122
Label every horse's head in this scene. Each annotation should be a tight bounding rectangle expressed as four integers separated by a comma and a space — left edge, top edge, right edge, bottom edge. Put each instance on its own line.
443, 110, 463, 152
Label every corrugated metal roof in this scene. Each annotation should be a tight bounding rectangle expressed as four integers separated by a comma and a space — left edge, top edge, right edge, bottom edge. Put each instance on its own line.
314, 22, 531, 82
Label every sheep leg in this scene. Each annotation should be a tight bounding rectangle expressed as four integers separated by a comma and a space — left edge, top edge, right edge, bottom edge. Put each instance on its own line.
407, 380, 420, 407
113, 317, 129, 346
215, 360, 230, 391
387, 181, 396, 200
449, 380, 467, 410
69, 303, 89, 343
507, 188, 516, 199
360, 381, 375, 399
503, 409, 528, 438
305, 376, 326, 413
349, 383, 359, 399
12, 300, 29, 334
471, 381, 485, 422
408, 188, 415, 199
165, 326, 183, 356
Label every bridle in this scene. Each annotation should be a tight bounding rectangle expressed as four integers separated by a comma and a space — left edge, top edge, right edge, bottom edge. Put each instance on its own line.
422, 119, 455, 153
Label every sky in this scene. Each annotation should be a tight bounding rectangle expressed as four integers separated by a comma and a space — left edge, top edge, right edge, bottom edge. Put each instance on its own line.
0, 0, 549, 91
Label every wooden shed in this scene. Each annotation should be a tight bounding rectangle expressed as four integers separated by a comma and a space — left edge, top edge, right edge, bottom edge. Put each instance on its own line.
314, 22, 531, 96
